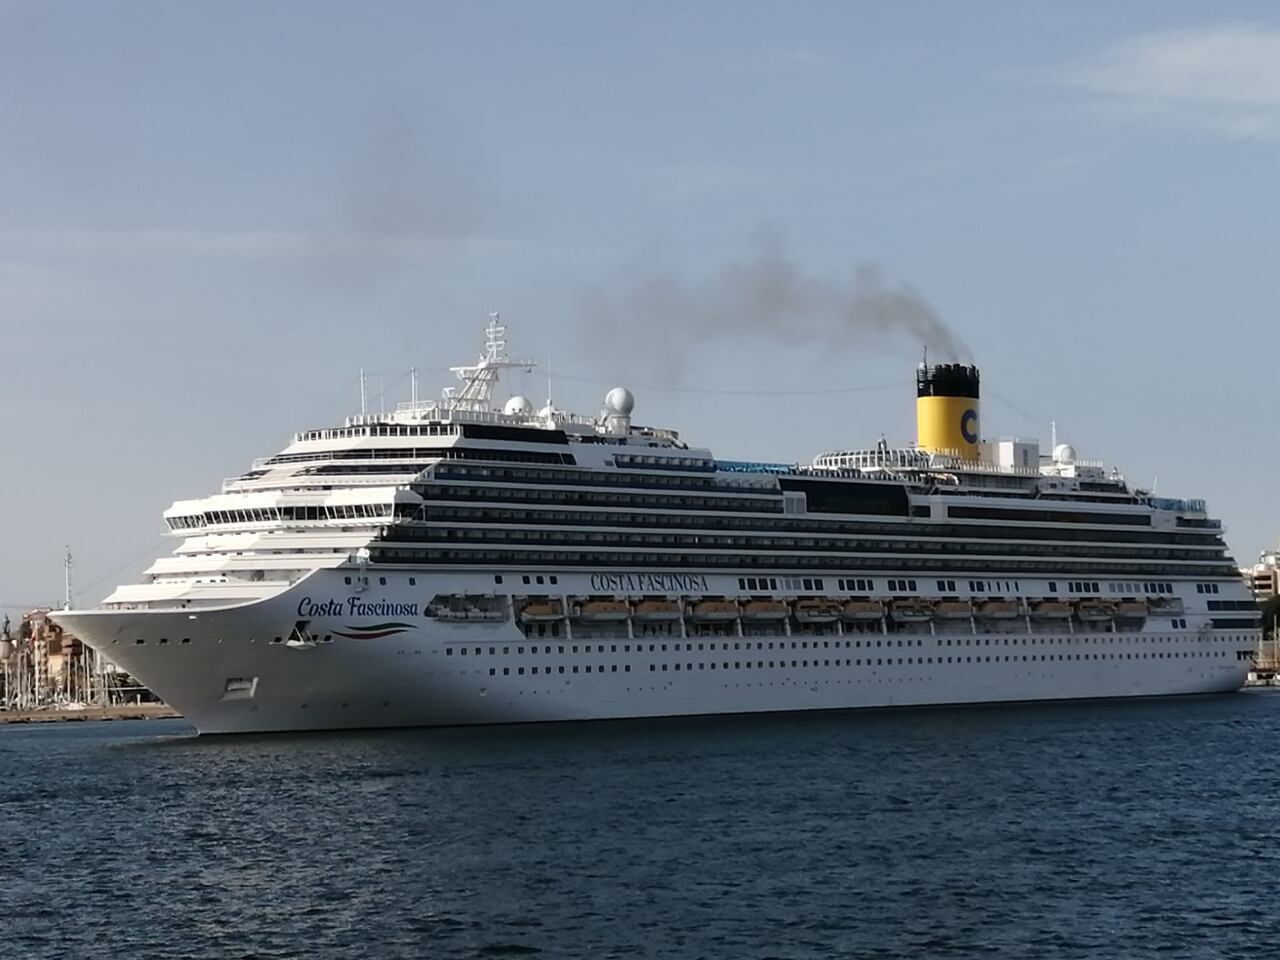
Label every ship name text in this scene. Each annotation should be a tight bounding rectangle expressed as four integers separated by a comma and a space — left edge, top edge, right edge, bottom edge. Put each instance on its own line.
297, 597, 420, 618
588, 573, 710, 593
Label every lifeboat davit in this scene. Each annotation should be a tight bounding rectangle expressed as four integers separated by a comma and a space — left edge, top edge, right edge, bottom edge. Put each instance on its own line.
572, 599, 631, 622
519, 599, 565, 622
741, 600, 789, 621
934, 600, 974, 620
632, 599, 682, 622
977, 600, 1020, 620
841, 600, 886, 621
1030, 600, 1073, 620
890, 599, 933, 622
689, 599, 740, 622
793, 598, 843, 623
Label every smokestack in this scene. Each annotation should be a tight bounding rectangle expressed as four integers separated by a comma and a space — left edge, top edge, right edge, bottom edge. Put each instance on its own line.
916, 362, 980, 459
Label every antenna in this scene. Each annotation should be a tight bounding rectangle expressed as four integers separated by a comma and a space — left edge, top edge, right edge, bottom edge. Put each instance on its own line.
444, 312, 536, 411
359, 368, 367, 417
546, 349, 553, 409
1050, 420, 1057, 450
378, 374, 385, 415
63, 546, 74, 611
410, 366, 418, 407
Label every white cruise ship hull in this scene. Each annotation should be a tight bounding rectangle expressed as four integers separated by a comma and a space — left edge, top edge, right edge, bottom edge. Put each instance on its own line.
54, 569, 1253, 735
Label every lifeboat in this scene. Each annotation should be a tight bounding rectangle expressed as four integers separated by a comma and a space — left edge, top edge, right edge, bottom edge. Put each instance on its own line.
1115, 600, 1149, 619
977, 600, 1020, 620
934, 600, 974, 620
1148, 597, 1184, 615
741, 599, 789, 621
1076, 600, 1115, 622
890, 599, 934, 622
430, 605, 506, 622
793, 598, 843, 623
689, 599, 740, 622
428, 595, 507, 621
1030, 600, 1073, 620
571, 599, 631, 622
841, 600, 886, 621
519, 599, 565, 622
632, 599, 682, 622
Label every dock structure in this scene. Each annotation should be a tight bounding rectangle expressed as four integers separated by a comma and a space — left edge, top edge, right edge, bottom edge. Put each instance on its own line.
1240, 551, 1280, 686
1247, 613, 1280, 687
0, 702, 180, 724
1, 608, 164, 716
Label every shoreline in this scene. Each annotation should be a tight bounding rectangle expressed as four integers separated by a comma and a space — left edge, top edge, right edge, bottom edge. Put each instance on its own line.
0, 703, 181, 725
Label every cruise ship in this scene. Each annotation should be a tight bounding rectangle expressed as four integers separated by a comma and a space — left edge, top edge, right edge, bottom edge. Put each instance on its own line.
52, 315, 1259, 733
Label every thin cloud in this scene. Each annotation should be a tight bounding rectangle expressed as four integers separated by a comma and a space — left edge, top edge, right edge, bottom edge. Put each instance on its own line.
0, 226, 522, 262
1054, 23, 1280, 141
643, 161, 761, 200
772, 46, 830, 71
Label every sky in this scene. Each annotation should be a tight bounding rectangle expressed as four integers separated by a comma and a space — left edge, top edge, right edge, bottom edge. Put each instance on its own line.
2, 1, 1279, 610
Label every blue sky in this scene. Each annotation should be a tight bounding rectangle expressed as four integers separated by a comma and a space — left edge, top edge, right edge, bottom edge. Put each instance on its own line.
2, 1, 1279, 608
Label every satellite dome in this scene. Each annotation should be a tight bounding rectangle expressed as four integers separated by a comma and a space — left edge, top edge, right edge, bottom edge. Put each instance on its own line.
538, 403, 555, 419
504, 395, 534, 416
1053, 443, 1077, 463
604, 387, 635, 416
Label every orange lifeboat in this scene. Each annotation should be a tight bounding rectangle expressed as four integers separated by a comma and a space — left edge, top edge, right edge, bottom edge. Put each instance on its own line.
977, 600, 1019, 620
1030, 600, 1073, 620
1116, 600, 1149, 619
741, 599, 789, 621
571, 599, 631, 622
934, 600, 974, 620
689, 598, 740, 622
519, 598, 565, 622
632, 599, 682, 622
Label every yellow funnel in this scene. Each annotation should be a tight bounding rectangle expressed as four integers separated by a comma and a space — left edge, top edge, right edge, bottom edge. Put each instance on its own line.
916, 363, 980, 458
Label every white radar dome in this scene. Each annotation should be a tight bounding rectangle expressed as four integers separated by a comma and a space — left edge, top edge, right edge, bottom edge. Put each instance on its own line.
1053, 443, 1077, 463
604, 387, 635, 416
504, 395, 534, 416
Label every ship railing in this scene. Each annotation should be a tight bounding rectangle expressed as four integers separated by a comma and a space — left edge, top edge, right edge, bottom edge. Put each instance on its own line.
1147, 496, 1208, 514
373, 405, 600, 429
716, 460, 795, 475
224, 475, 419, 493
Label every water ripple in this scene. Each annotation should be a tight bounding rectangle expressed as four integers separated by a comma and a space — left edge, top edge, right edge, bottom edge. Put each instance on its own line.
1, 694, 1278, 958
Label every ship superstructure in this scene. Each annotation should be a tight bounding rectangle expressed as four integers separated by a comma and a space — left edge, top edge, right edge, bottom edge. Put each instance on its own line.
53, 315, 1259, 733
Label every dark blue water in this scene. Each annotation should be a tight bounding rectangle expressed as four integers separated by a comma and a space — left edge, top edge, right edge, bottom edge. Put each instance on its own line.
2, 694, 1278, 959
